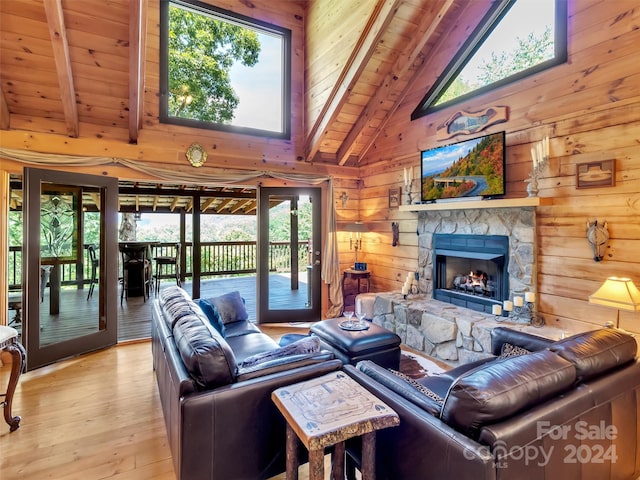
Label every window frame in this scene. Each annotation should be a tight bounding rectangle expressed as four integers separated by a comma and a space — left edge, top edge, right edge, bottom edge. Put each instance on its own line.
411, 0, 567, 121
159, 0, 292, 139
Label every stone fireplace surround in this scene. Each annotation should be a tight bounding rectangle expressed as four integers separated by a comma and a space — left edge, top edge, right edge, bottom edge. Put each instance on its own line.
370, 207, 562, 364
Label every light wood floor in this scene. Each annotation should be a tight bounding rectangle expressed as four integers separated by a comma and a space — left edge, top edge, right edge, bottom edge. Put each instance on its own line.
0, 325, 338, 480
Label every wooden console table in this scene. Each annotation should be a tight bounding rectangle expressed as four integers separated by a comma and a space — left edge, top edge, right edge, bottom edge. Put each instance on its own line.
272, 371, 399, 480
0, 326, 26, 432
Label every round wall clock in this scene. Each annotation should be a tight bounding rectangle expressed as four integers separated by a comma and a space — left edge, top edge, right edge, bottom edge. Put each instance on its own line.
186, 143, 207, 167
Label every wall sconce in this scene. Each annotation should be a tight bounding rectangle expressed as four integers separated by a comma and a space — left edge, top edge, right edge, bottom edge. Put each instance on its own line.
340, 191, 348, 208
344, 221, 368, 264
589, 276, 640, 328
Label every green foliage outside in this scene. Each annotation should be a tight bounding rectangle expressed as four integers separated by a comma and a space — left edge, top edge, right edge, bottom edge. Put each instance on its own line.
437, 26, 552, 105
168, 4, 261, 122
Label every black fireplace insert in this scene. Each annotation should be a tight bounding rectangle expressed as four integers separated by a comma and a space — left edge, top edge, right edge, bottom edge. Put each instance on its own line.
433, 234, 509, 314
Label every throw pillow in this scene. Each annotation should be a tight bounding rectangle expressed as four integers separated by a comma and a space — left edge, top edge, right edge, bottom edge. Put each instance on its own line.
389, 369, 444, 404
207, 291, 249, 325
238, 336, 321, 369
197, 298, 226, 336
498, 342, 531, 359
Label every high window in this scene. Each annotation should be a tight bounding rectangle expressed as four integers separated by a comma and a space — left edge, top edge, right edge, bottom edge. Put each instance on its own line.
412, 0, 567, 120
160, 0, 291, 138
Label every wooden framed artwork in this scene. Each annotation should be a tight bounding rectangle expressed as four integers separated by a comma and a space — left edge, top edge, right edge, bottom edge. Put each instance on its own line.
576, 160, 615, 189
389, 187, 401, 208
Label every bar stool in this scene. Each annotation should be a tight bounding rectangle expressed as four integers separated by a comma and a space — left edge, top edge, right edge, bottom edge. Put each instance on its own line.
120, 243, 152, 304
154, 243, 181, 292
86, 244, 99, 300
0, 325, 26, 432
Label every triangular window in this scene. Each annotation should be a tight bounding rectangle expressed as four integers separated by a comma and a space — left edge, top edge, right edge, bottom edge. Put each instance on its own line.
412, 0, 567, 120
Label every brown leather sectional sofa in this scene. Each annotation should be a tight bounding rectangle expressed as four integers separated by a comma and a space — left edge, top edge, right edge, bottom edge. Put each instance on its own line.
345, 327, 640, 479
151, 286, 341, 480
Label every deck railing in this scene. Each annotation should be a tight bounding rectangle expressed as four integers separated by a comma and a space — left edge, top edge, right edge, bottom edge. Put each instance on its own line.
8, 240, 311, 290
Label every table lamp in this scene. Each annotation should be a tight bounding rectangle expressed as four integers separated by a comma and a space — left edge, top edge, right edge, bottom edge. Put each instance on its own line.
588, 276, 640, 328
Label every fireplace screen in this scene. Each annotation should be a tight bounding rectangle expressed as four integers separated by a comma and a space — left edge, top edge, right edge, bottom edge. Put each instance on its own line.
447, 257, 499, 298
433, 234, 509, 313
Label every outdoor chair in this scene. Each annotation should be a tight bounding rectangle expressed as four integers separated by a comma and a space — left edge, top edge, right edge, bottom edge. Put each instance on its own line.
154, 243, 181, 292
86, 244, 99, 300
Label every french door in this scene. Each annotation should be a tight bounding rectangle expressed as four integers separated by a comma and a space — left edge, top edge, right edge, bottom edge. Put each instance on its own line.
23, 168, 119, 370
257, 187, 322, 323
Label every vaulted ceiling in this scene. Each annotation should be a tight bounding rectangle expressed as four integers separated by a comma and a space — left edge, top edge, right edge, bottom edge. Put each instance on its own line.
0, 0, 493, 210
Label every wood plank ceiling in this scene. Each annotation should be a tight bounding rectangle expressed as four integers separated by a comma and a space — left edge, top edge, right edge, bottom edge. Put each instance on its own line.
0, 0, 492, 212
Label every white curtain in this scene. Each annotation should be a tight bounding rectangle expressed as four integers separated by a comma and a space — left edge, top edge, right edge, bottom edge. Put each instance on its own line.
1, 146, 344, 317
322, 179, 343, 318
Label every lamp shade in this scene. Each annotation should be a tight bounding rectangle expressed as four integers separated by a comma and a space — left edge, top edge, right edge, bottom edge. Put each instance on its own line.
343, 221, 368, 233
589, 277, 640, 311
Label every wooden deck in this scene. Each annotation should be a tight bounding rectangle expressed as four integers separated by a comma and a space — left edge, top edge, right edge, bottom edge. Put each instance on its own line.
7, 273, 311, 344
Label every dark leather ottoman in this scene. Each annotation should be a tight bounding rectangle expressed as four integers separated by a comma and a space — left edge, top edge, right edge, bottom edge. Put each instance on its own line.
310, 318, 401, 370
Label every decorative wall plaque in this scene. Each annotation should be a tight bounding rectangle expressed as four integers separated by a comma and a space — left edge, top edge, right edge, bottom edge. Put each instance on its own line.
436, 106, 509, 141
186, 143, 207, 167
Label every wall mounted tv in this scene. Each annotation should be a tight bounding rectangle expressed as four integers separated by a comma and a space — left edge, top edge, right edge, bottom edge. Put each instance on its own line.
420, 131, 506, 202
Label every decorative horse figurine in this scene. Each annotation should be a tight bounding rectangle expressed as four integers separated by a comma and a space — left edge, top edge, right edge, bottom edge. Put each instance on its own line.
586, 219, 609, 262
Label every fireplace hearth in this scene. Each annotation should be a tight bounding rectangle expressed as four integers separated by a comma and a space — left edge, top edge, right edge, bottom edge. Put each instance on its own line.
433, 234, 509, 314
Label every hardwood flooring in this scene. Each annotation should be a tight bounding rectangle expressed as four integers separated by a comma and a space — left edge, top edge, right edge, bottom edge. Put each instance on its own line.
0, 324, 334, 480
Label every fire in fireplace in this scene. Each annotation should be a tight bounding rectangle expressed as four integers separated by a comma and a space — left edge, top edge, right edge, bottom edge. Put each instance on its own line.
433, 234, 509, 314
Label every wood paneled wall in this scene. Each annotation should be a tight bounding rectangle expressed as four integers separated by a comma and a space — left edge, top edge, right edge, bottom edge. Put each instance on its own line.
344, 0, 640, 334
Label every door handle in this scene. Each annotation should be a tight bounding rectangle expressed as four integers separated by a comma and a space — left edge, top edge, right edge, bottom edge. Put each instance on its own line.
314, 260, 320, 266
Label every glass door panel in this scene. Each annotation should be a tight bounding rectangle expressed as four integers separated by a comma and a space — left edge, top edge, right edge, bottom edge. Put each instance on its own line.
24, 168, 118, 370
258, 187, 321, 323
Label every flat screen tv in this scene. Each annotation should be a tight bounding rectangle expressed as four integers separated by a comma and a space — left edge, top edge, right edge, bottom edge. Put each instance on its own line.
420, 131, 506, 202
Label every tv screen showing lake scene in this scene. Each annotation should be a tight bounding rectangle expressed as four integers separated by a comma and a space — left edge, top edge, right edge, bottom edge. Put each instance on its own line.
420, 131, 506, 202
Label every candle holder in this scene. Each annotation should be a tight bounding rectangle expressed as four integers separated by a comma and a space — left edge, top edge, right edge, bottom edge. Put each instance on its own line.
526, 136, 549, 198
405, 183, 413, 205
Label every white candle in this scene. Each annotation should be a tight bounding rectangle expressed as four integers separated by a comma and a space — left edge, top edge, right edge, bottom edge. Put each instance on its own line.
514, 296, 524, 307
401, 286, 409, 295
492, 304, 502, 316
525, 292, 536, 303
544, 136, 549, 160
403, 168, 407, 185
503, 300, 513, 312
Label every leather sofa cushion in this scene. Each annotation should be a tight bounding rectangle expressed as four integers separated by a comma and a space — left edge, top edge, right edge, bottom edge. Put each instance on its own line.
549, 328, 637, 382
441, 349, 576, 439
159, 286, 201, 329
173, 313, 237, 389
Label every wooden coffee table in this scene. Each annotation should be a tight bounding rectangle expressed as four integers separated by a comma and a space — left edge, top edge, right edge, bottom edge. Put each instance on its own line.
272, 371, 399, 480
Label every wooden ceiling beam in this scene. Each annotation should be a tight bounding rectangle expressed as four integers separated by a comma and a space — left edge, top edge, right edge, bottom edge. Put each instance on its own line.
43, 0, 79, 138
0, 88, 9, 130
338, 0, 457, 165
128, 0, 147, 144
304, 0, 401, 163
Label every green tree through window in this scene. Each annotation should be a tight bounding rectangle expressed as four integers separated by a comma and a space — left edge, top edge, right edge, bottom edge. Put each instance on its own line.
161, 0, 291, 138
168, 4, 260, 123
412, 0, 566, 119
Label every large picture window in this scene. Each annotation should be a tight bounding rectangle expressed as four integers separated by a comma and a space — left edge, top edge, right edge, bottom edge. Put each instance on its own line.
412, 0, 567, 120
160, 0, 291, 138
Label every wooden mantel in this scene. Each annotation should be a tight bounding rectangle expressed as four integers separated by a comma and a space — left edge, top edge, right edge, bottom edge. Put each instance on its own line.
398, 197, 553, 212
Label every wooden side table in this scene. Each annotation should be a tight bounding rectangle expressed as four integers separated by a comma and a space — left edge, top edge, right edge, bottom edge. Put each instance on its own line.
272, 371, 399, 480
342, 269, 371, 310
0, 326, 26, 432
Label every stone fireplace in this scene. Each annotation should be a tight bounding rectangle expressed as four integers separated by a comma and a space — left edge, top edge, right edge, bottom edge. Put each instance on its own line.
417, 207, 537, 302
368, 207, 546, 364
